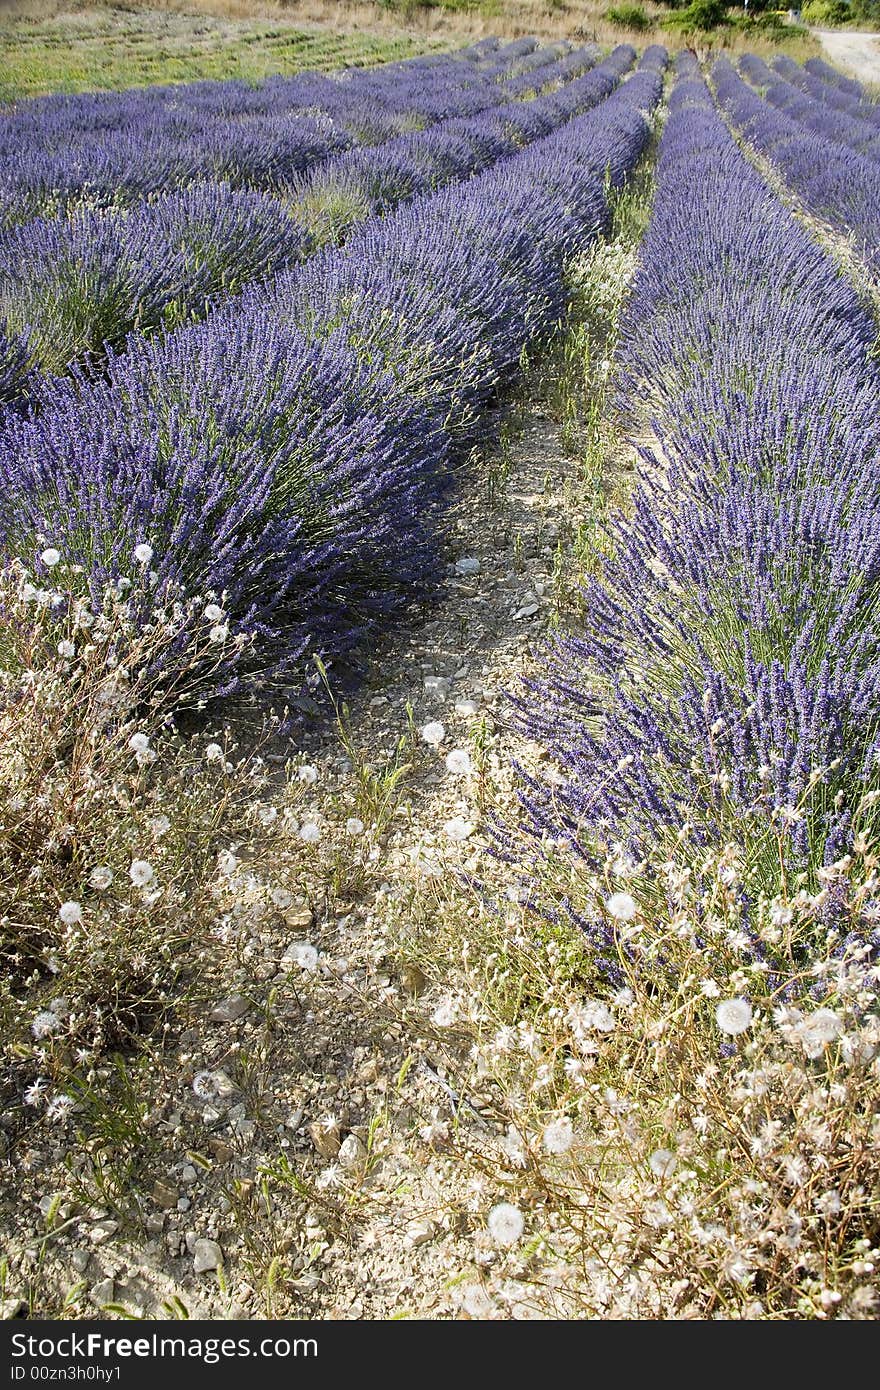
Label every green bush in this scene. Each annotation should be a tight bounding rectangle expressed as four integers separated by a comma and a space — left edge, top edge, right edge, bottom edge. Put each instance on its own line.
664, 0, 730, 28
605, 3, 652, 27
800, 0, 851, 20
850, 0, 880, 23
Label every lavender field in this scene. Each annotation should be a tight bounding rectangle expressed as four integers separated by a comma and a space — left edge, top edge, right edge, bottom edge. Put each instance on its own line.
1, 28, 879, 1323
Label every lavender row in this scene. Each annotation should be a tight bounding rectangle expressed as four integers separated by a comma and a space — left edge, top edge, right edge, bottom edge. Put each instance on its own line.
0, 45, 618, 406
0, 43, 544, 228
515, 58, 880, 895
738, 53, 880, 162
772, 54, 880, 133
713, 57, 880, 270
804, 55, 866, 102
0, 59, 663, 707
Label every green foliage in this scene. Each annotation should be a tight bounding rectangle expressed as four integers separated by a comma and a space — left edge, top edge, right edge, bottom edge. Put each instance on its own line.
664, 0, 730, 28
850, 0, 880, 24
730, 8, 794, 30
800, 0, 851, 21
0, 9, 447, 103
605, 3, 652, 27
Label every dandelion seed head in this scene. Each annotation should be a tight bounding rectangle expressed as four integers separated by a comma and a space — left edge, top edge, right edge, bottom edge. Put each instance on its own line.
57, 901, 82, 926
40, 548, 60, 568
432, 998, 458, 1028
487, 1202, 524, 1247
715, 998, 753, 1035
649, 1148, 678, 1178
129, 859, 155, 888
443, 816, 473, 843
203, 603, 224, 622
192, 1070, 216, 1100
421, 721, 445, 747
605, 892, 638, 921
286, 941, 319, 971
134, 543, 154, 566
345, 817, 365, 836
299, 821, 321, 844
542, 1117, 574, 1154
445, 748, 473, 776
32, 1011, 61, 1040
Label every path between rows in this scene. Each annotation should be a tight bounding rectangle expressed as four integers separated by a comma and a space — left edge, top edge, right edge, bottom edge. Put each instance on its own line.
5, 388, 601, 1320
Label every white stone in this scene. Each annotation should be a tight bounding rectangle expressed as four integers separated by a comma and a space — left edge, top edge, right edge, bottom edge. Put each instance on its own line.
90, 1279, 115, 1307
338, 1133, 368, 1174
209, 994, 250, 1022
454, 699, 480, 717
192, 1239, 223, 1274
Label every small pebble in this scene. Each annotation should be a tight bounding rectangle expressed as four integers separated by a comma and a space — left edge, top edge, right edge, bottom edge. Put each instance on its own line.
209, 995, 250, 1023
193, 1238, 223, 1274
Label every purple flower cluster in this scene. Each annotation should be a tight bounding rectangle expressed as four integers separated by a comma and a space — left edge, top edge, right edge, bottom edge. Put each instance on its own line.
0, 61, 662, 705
515, 60, 880, 878
0, 42, 613, 401
804, 56, 865, 102
738, 53, 880, 162
712, 56, 880, 269
771, 54, 880, 133
0, 43, 533, 226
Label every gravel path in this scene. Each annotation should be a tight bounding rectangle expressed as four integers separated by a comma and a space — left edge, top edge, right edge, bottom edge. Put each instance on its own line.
0, 391, 599, 1321
812, 30, 880, 87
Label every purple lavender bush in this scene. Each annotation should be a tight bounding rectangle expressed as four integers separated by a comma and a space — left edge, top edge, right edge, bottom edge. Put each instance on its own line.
0, 63, 660, 709
713, 57, 880, 270
515, 65, 880, 899
0, 44, 607, 399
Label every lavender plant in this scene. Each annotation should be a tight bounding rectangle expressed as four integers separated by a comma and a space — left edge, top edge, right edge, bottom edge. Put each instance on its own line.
513, 60, 880, 920
713, 57, 880, 271
0, 61, 661, 712
0, 45, 609, 401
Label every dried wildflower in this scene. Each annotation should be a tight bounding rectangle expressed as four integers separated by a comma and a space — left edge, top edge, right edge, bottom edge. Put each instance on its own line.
487, 1202, 525, 1247
46, 1094, 75, 1123
129, 859, 156, 888
606, 892, 638, 921
715, 999, 753, 1036
542, 1117, 574, 1154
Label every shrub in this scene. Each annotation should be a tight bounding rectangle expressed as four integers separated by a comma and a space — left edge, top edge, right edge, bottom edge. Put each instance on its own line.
606, 4, 652, 27
801, 0, 851, 20
665, 0, 730, 26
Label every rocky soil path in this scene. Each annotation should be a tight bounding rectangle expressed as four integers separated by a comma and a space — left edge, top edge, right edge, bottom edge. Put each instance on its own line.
1, 386, 598, 1321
